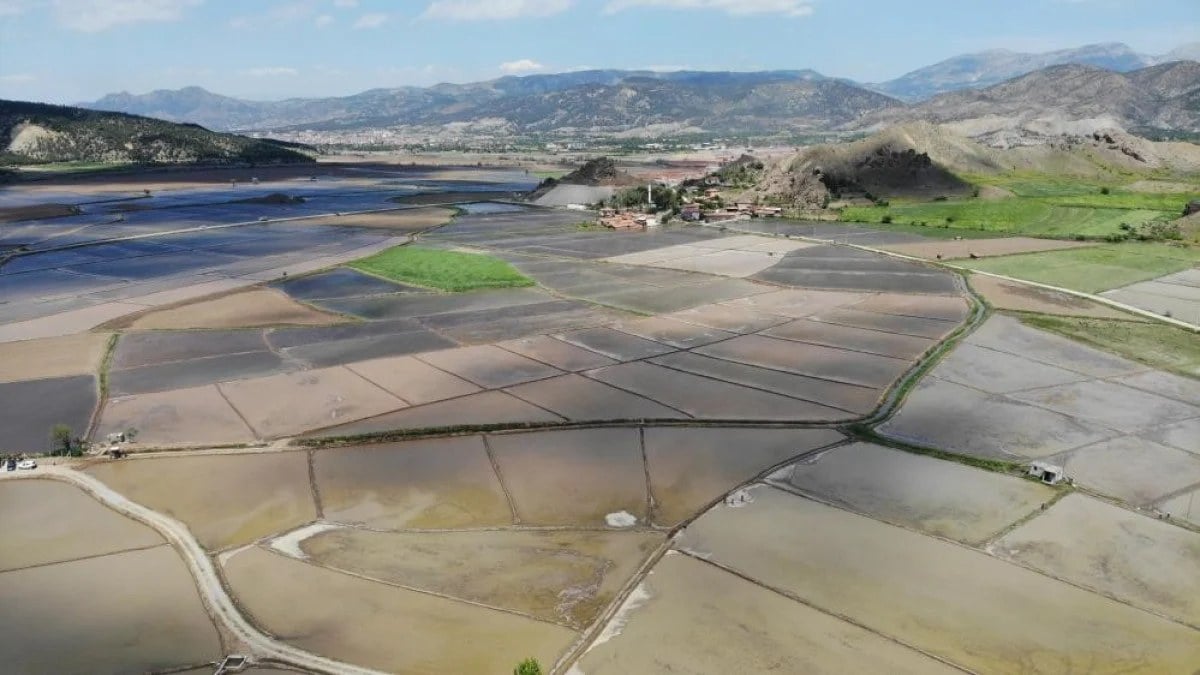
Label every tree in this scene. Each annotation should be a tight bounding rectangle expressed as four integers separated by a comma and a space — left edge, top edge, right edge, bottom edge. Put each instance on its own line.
513, 658, 543, 675
50, 424, 73, 456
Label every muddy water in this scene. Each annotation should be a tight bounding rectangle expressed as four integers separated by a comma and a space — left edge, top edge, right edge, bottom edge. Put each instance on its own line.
784, 443, 1052, 544
679, 486, 1200, 673
644, 427, 843, 526
575, 552, 959, 674
0, 479, 163, 571
225, 546, 576, 674
87, 451, 317, 550
0, 546, 222, 674
488, 428, 648, 526
993, 494, 1200, 626
303, 528, 662, 628
314, 435, 513, 529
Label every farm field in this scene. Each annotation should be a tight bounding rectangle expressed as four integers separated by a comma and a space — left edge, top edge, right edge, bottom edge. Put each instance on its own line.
962, 242, 1200, 293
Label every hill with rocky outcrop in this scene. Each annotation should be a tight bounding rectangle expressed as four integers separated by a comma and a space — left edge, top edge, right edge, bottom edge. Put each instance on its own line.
861, 62, 1200, 146
741, 122, 1200, 209
0, 100, 314, 165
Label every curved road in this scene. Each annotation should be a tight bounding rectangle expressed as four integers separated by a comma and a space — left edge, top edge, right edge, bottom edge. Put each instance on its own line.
2, 466, 387, 675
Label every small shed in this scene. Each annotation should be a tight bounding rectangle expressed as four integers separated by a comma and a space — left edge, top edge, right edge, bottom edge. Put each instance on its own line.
1028, 461, 1065, 485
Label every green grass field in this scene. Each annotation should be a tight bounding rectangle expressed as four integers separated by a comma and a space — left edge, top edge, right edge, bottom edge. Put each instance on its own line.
963, 242, 1200, 293
350, 245, 534, 292
843, 172, 1197, 239
1021, 314, 1200, 377
841, 201, 1172, 239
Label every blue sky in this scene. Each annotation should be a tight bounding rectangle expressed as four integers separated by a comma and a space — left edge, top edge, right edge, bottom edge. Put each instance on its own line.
1, 0, 1197, 103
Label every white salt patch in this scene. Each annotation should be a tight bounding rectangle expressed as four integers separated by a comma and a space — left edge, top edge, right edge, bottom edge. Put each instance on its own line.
267, 521, 342, 559
218, 544, 254, 566
605, 510, 637, 528
588, 582, 653, 651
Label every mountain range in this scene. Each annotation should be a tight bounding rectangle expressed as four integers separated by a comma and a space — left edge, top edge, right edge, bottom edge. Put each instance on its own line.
80, 42, 1200, 138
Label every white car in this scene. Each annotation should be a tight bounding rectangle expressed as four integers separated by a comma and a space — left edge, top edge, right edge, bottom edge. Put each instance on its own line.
16, 459, 37, 471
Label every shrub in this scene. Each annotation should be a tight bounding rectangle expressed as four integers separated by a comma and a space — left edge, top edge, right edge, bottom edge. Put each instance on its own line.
881, 214, 893, 224
1100, 187, 1111, 195
514, 658, 543, 675
945, 216, 956, 224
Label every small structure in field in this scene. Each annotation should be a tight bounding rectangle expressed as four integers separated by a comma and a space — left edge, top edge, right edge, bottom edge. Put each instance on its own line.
1027, 461, 1066, 485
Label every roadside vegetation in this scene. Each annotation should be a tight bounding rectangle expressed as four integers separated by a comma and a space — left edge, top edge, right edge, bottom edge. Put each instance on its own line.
1019, 314, 1200, 377
961, 242, 1200, 293
349, 245, 533, 292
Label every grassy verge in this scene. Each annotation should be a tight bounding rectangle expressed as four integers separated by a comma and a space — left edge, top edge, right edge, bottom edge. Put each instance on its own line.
349, 245, 533, 292
813, 219, 1005, 240
1019, 314, 1200, 378
960, 242, 1200, 293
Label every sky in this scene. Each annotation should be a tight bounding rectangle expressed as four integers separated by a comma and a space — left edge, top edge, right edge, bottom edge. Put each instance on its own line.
1, 0, 1197, 104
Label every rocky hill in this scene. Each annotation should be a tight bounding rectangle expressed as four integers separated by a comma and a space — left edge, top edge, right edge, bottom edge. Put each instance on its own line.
741, 122, 1200, 209
860, 62, 1200, 146
0, 100, 314, 165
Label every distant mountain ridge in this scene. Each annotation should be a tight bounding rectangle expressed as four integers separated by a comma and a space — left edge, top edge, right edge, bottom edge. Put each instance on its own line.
868, 42, 1168, 101
88, 70, 894, 134
80, 42, 1200, 137
862, 61, 1200, 145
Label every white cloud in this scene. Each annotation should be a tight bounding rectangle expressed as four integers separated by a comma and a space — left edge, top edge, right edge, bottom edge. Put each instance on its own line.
230, 1, 320, 30
422, 0, 571, 21
605, 0, 813, 17
499, 58, 546, 74
0, 73, 36, 83
352, 11, 387, 28
51, 0, 202, 32
314, 13, 332, 26
242, 66, 299, 77
332, 0, 356, 6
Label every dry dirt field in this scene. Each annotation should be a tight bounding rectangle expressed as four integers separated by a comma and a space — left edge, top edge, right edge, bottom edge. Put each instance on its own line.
574, 551, 961, 674
990, 494, 1200, 627
0, 479, 163, 571
86, 451, 317, 550
302, 527, 662, 629
970, 274, 1136, 318
0, 332, 111, 383
224, 545, 576, 674
677, 487, 1200, 673
112, 287, 344, 330
882, 236, 1093, 260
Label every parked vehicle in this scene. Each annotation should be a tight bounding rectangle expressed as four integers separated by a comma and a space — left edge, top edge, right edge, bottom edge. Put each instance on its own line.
16, 459, 37, 471
2, 458, 15, 472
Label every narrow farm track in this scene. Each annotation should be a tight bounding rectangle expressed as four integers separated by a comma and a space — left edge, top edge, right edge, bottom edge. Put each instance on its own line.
0, 467, 388, 675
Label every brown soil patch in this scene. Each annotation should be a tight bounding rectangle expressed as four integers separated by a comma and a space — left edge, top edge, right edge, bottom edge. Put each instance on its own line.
111, 287, 343, 331
976, 185, 1015, 200
0, 203, 80, 222
0, 480, 164, 571
224, 546, 576, 674
87, 451, 317, 550
303, 528, 662, 629
883, 237, 1093, 260
0, 332, 112, 383
299, 207, 455, 231
970, 275, 1136, 319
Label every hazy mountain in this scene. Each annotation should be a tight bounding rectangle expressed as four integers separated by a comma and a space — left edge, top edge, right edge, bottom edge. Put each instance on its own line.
861, 61, 1200, 142
83, 70, 891, 134
0, 100, 313, 165
871, 42, 1158, 101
